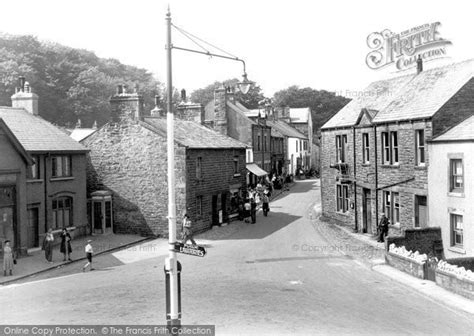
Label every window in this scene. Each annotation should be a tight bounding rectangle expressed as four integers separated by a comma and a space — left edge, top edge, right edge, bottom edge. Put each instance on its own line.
264, 136, 267, 151
300, 140, 302, 152
362, 133, 370, 164
196, 196, 203, 216
196, 157, 202, 179
391, 132, 398, 164
451, 214, 463, 247
51, 155, 71, 177
336, 134, 347, 163
381, 131, 398, 165
296, 140, 298, 152
52, 197, 73, 229
415, 130, 425, 166
27, 155, 40, 179
336, 184, 349, 213
383, 191, 400, 224
382, 132, 390, 164
233, 156, 239, 175
449, 159, 463, 192
257, 135, 261, 151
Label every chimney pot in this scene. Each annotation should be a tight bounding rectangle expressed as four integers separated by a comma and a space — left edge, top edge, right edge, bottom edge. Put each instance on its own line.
18, 76, 25, 92
416, 55, 423, 74
117, 85, 123, 94
181, 89, 186, 102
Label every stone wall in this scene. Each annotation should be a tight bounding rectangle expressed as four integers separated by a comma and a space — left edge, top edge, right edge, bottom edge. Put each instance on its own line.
446, 258, 474, 272
83, 120, 186, 237
186, 148, 247, 233
436, 260, 474, 300
385, 252, 426, 279
320, 128, 355, 226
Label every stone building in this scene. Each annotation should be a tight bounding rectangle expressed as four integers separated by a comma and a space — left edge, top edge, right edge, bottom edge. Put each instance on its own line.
428, 115, 474, 258
320, 59, 474, 239
204, 87, 271, 185
0, 79, 89, 255
83, 87, 248, 236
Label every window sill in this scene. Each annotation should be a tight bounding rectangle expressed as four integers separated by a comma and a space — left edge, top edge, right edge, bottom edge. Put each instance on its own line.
27, 179, 43, 183
448, 246, 466, 255
414, 165, 427, 170
50, 177, 74, 182
336, 211, 350, 216
448, 192, 465, 198
381, 164, 400, 169
233, 173, 241, 178
361, 163, 371, 167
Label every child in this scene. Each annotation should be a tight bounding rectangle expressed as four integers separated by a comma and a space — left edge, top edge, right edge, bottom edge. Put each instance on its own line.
82, 240, 94, 272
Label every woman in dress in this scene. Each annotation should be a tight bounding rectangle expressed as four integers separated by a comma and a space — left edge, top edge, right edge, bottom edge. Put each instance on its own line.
3, 240, 14, 276
60, 228, 72, 261
42, 228, 54, 263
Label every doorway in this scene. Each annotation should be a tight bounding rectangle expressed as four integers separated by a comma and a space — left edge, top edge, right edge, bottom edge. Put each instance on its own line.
362, 188, 372, 234
211, 195, 218, 226
27, 207, 39, 248
415, 195, 427, 228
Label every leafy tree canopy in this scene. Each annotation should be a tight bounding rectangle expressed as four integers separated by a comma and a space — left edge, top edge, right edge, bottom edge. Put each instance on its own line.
190, 78, 265, 109
272, 85, 351, 133
0, 33, 162, 127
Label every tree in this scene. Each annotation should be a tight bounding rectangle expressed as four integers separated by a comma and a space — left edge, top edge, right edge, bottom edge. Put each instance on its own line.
0, 33, 162, 127
190, 78, 265, 109
273, 85, 351, 132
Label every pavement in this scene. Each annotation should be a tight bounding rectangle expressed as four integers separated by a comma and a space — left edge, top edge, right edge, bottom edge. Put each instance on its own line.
311, 181, 474, 316
0, 233, 150, 285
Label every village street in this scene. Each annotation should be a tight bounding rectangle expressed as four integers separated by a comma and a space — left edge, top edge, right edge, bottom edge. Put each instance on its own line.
1, 179, 474, 335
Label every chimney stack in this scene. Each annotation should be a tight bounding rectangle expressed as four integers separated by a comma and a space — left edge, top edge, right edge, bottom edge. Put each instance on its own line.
109, 84, 144, 122
11, 76, 39, 115
416, 55, 423, 74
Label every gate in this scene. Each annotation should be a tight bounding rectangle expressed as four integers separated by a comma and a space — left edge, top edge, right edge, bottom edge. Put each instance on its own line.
425, 257, 438, 281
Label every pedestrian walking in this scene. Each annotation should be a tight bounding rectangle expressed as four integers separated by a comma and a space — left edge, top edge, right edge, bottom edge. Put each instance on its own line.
42, 228, 54, 263
262, 192, 270, 216
377, 213, 390, 243
181, 214, 197, 246
250, 198, 257, 224
82, 240, 94, 272
244, 199, 251, 223
60, 228, 73, 261
3, 240, 14, 276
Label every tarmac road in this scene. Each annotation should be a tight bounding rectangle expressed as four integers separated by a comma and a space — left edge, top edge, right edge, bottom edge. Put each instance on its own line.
1, 179, 473, 335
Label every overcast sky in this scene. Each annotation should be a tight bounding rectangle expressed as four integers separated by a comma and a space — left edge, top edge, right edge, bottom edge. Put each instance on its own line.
0, 0, 472, 97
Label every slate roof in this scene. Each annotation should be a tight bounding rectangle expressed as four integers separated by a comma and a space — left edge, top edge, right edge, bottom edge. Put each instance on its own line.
0, 118, 33, 164
289, 108, 310, 123
204, 100, 257, 125
266, 120, 307, 139
70, 128, 97, 142
0, 107, 88, 153
322, 59, 474, 129
143, 117, 248, 149
432, 115, 474, 142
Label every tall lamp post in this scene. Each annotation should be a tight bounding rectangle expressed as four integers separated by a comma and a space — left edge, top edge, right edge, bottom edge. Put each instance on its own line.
164, 8, 252, 326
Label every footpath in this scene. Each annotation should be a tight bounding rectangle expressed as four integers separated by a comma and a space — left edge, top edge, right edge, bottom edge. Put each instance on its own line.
311, 199, 474, 315
0, 233, 150, 285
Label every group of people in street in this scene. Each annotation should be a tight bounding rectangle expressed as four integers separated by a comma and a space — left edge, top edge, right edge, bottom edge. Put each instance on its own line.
2, 227, 95, 277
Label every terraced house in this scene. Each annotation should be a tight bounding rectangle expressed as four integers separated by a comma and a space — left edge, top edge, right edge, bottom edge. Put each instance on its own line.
0, 79, 89, 255
320, 59, 474, 242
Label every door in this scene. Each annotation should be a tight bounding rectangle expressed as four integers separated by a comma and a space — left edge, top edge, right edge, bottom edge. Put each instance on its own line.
105, 200, 112, 233
0, 207, 14, 250
211, 195, 218, 226
27, 208, 39, 248
93, 201, 103, 233
221, 192, 227, 224
415, 196, 427, 228
362, 188, 372, 234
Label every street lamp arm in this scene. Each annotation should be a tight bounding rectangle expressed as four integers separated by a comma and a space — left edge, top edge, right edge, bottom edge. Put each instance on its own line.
172, 45, 247, 73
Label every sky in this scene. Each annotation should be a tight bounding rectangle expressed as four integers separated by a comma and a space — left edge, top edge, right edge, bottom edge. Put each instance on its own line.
0, 0, 473, 97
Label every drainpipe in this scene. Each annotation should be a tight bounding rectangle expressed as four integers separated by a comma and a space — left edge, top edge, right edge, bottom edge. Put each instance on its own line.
374, 125, 379, 233
43, 154, 49, 233
352, 126, 358, 232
